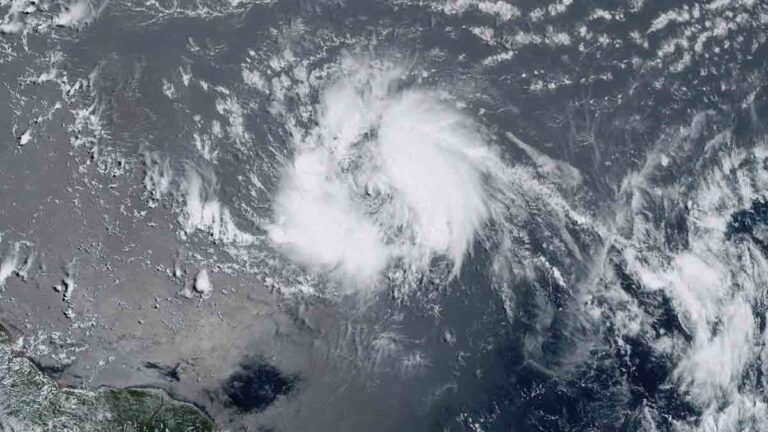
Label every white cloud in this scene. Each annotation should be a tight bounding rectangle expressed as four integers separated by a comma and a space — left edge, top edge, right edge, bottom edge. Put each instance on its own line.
612, 124, 768, 429
0, 244, 19, 288
267, 62, 500, 288
194, 268, 213, 297
54, 0, 104, 29
143, 151, 173, 203
269, 148, 390, 285
179, 167, 256, 245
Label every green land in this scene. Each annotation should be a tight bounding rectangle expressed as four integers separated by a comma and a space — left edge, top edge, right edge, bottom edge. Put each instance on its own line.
0, 331, 215, 431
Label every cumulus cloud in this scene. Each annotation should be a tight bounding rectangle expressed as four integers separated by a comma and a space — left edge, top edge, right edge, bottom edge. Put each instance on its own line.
253, 50, 588, 299
269, 148, 390, 283
0, 240, 33, 289
377, 91, 491, 268
0, 244, 20, 288
54, 0, 105, 29
180, 167, 256, 245
143, 151, 173, 203
194, 268, 213, 297
267, 62, 500, 288
613, 130, 768, 429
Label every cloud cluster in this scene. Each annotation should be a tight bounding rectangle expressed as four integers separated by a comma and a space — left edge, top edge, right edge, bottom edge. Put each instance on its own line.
268, 63, 499, 288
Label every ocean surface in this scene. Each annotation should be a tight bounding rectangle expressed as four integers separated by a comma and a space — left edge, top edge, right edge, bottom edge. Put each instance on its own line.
2, 1, 768, 431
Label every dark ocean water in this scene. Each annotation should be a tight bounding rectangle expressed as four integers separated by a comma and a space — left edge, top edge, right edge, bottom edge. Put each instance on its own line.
3, 1, 768, 431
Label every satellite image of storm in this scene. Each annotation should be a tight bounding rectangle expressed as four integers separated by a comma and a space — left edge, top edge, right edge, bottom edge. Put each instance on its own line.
2, 0, 768, 431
